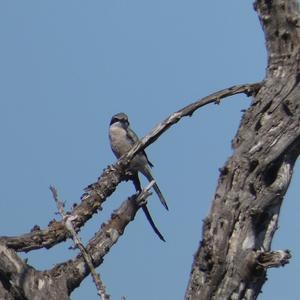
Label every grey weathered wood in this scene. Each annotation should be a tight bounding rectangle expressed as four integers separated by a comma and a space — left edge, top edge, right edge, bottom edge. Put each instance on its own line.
0, 242, 70, 300
185, 0, 300, 299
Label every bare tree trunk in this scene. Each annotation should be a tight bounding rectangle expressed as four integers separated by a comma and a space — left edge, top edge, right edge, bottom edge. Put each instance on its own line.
185, 0, 300, 299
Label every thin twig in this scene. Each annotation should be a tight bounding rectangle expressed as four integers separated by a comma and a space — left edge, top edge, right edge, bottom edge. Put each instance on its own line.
56, 180, 160, 291
49, 186, 110, 300
136, 180, 155, 206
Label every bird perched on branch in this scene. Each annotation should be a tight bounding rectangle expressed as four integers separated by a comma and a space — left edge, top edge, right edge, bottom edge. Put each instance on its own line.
109, 112, 168, 241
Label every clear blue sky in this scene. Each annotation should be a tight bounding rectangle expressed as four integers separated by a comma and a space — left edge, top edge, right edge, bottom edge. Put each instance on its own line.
1, 1, 299, 299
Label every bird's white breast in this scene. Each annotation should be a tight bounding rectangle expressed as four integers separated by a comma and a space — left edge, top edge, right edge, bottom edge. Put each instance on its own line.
109, 123, 132, 157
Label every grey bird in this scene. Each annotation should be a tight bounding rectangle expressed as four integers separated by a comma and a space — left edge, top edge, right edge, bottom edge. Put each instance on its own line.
109, 112, 168, 241
109, 112, 168, 210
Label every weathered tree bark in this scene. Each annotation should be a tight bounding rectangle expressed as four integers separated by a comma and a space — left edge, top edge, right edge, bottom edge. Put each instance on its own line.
0, 194, 145, 300
185, 0, 300, 299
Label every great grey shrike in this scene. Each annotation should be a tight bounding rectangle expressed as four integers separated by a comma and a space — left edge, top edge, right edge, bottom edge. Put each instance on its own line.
109, 112, 168, 241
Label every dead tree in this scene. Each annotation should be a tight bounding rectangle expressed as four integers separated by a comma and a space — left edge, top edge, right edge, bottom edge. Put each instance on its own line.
0, 0, 299, 299
185, 0, 300, 299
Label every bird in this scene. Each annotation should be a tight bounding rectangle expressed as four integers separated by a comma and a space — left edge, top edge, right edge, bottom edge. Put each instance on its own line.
109, 112, 168, 241
109, 113, 168, 210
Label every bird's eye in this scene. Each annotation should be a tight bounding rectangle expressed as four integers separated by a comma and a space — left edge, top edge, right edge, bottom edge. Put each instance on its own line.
110, 117, 119, 125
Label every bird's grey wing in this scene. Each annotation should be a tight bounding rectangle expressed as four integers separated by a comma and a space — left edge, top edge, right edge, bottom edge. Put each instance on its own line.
126, 127, 139, 145
141, 165, 169, 210
126, 127, 154, 167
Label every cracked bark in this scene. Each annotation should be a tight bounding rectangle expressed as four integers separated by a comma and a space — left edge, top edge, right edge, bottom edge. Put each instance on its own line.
185, 0, 300, 299
0, 194, 143, 300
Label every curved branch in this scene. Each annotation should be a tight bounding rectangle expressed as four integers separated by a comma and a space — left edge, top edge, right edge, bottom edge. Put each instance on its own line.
125, 83, 261, 164
0, 82, 260, 252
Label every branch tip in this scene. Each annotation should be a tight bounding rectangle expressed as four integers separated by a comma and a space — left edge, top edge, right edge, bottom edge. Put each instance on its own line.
256, 249, 291, 269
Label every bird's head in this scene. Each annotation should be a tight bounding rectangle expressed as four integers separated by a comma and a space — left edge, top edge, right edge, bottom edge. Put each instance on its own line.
110, 112, 130, 127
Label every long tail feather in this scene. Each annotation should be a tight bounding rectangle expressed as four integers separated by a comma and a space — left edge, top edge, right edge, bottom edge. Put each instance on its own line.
142, 166, 169, 211
153, 182, 169, 210
142, 205, 166, 242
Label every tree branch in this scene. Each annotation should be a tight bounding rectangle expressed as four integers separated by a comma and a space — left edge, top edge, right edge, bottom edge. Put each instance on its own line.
51, 182, 154, 294
50, 185, 110, 300
125, 83, 261, 165
256, 250, 291, 269
0, 82, 260, 253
